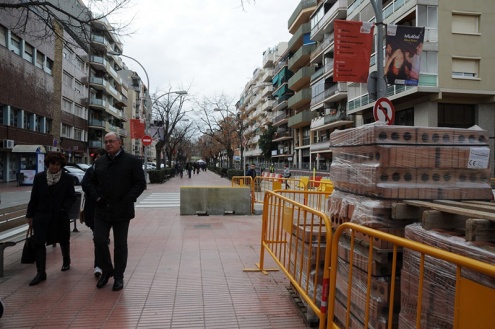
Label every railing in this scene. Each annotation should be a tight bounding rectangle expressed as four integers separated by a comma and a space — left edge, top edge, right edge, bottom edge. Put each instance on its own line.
327, 222, 495, 329
245, 190, 332, 329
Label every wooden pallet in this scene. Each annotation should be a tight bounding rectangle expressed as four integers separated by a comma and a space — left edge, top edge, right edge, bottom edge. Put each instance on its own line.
392, 200, 495, 242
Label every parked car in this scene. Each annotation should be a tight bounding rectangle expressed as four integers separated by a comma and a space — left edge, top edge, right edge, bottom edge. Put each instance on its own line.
63, 166, 86, 185
68, 163, 91, 172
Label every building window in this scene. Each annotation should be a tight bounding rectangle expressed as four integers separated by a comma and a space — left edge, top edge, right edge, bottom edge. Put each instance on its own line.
0, 25, 6, 47
74, 128, 82, 141
76, 56, 85, 71
10, 34, 21, 55
24, 42, 33, 63
36, 51, 44, 69
62, 98, 72, 113
62, 123, 72, 138
75, 80, 83, 94
63, 71, 73, 88
395, 108, 414, 126
452, 57, 479, 79
438, 104, 475, 128
452, 12, 480, 35
74, 104, 85, 118
45, 58, 53, 74
421, 51, 438, 74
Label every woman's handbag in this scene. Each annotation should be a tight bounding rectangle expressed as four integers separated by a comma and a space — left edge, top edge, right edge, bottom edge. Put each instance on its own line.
21, 225, 36, 264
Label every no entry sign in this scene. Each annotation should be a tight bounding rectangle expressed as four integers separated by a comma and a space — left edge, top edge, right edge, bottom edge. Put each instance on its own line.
373, 97, 395, 125
141, 135, 152, 146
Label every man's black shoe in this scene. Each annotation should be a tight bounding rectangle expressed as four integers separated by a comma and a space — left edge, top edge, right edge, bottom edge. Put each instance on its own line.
96, 272, 113, 289
112, 279, 124, 291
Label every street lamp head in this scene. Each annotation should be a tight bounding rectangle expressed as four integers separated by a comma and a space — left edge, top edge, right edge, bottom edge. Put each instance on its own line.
173, 91, 188, 95
107, 50, 121, 56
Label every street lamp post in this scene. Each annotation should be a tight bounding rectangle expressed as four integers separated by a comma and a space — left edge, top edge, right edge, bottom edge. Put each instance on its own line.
106, 50, 187, 181
108, 50, 152, 182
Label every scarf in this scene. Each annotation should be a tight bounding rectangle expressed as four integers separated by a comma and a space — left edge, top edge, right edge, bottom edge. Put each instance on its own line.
47, 170, 62, 186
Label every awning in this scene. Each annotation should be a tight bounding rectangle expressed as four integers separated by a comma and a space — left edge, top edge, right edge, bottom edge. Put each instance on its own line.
12, 145, 46, 153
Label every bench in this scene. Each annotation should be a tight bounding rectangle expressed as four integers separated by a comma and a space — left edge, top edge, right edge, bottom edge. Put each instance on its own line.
0, 204, 29, 277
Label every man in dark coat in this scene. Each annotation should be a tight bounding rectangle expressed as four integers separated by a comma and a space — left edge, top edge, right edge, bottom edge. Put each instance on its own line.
88, 132, 146, 291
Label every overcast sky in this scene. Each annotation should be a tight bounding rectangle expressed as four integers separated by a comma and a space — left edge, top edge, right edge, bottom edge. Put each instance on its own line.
114, 0, 301, 103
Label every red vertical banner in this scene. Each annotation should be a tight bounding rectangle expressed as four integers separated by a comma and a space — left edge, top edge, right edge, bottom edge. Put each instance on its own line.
130, 119, 145, 139
333, 20, 374, 83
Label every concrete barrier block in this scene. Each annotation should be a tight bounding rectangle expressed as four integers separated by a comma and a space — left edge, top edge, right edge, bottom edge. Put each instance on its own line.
180, 187, 252, 215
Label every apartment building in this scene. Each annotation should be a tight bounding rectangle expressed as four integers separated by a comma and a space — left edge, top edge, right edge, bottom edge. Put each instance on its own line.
85, 18, 131, 158
344, 0, 495, 174
0, 8, 89, 182
239, 43, 285, 166
239, 0, 495, 173
0, 3, 147, 183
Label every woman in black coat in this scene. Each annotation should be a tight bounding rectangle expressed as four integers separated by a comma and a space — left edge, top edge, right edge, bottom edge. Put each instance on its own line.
26, 152, 76, 286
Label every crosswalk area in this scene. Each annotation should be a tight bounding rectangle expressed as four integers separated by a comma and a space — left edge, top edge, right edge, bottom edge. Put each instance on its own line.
136, 193, 180, 208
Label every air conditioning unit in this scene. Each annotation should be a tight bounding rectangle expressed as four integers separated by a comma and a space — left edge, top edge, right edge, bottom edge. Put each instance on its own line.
3, 139, 14, 148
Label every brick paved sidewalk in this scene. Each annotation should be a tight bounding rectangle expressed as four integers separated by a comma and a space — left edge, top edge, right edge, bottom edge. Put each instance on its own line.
0, 170, 309, 328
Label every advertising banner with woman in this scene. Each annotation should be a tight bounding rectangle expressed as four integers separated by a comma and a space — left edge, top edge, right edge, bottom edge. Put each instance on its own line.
385, 25, 425, 86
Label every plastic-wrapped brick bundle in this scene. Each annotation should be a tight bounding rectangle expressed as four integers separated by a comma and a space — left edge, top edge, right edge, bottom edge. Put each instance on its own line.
399, 223, 495, 328
329, 123, 492, 201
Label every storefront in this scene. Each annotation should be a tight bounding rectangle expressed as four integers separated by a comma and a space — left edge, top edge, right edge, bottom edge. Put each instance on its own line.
11, 145, 46, 185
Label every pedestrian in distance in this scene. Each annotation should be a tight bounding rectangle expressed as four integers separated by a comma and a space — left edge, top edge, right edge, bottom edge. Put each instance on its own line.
87, 132, 146, 291
81, 148, 107, 278
26, 152, 77, 286
283, 163, 291, 189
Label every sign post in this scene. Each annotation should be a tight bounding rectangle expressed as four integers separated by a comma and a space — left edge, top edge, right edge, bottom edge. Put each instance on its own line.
373, 97, 395, 125
141, 135, 152, 146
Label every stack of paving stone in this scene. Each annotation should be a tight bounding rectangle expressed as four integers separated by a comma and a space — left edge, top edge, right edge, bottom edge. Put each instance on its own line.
326, 123, 493, 328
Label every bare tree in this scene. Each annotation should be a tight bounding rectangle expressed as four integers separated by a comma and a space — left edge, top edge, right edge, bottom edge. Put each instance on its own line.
164, 121, 196, 168
195, 94, 242, 169
150, 89, 190, 169
0, 0, 133, 50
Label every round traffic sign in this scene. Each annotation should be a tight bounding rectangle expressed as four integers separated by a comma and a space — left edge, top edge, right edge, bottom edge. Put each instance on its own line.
141, 135, 152, 146
373, 97, 395, 125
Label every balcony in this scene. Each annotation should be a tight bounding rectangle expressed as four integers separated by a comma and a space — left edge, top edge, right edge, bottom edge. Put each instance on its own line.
272, 112, 289, 127
288, 66, 316, 92
91, 34, 109, 52
261, 69, 273, 83
88, 119, 105, 129
310, 140, 330, 152
288, 88, 312, 111
288, 110, 317, 129
88, 98, 107, 110
288, 44, 316, 72
310, 0, 347, 42
119, 128, 128, 137
89, 140, 103, 148
288, 22, 312, 53
310, 82, 347, 108
288, 0, 318, 34
262, 50, 274, 68
89, 55, 106, 71
310, 33, 334, 64
261, 100, 274, 112
89, 77, 107, 90
272, 131, 293, 142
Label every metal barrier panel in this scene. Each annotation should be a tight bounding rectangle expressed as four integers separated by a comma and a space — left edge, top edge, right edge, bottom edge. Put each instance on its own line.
252, 176, 308, 204
277, 190, 333, 213
327, 223, 495, 329
246, 190, 333, 329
